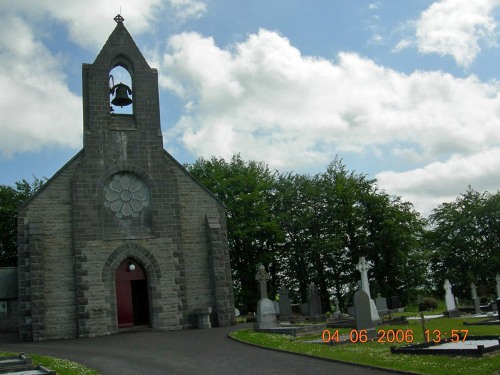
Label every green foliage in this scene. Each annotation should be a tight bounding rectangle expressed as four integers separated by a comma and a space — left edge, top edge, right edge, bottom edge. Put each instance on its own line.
0, 177, 45, 266
418, 297, 438, 311
30, 354, 101, 375
426, 187, 500, 299
187, 155, 425, 311
187, 155, 281, 311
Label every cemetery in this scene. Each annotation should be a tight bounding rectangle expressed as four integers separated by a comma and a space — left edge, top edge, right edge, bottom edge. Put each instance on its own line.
229, 263, 500, 374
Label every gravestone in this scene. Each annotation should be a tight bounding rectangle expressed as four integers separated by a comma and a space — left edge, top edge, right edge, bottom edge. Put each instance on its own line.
273, 301, 280, 316
356, 257, 380, 321
375, 294, 389, 316
278, 286, 292, 319
444, 279, 460, 317
347, 305, 355, 317
497, 298, 500, 322
254, 264, 278, 329
333, 298, 341, 318
301, 303, 309, 316
471, 283, 481, 314
307, 283, 322, 316
353, 290, 375, 335
388, 296, 402, 310
496, 274, 500, 299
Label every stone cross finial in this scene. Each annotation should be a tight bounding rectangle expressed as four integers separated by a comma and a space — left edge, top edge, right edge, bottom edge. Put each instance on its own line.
356, 256, 372, 299
114, 14, 125, 23
255, 264, 269, 299
444, 279, 452, 291
278, 286, 289, 296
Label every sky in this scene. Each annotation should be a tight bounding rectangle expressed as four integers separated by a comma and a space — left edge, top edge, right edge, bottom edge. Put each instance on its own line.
1, 0, 499, 218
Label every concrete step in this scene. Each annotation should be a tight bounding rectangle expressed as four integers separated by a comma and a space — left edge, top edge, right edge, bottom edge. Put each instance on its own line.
0, 354, 55, 375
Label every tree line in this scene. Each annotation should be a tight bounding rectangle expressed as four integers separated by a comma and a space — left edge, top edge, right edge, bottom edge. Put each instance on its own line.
1, 157, 498, 312
186, 155, 499, 312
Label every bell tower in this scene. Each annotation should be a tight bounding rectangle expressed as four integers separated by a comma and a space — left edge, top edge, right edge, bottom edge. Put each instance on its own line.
72, 15, 187, 337
81, 14, 163, 156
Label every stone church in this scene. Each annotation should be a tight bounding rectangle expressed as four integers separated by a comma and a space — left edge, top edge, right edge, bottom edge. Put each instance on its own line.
16, 15, 235, 341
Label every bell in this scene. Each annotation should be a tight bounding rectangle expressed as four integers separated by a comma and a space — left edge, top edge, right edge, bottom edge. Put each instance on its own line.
110, 82, 133, 107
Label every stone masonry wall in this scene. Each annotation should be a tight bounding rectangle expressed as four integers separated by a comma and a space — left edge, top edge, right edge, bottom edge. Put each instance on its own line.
17, 154, 82, 341
173, 157, 235, 327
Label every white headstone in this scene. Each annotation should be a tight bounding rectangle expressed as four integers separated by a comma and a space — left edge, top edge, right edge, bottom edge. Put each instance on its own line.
256, 264, 269, 299
470, 283, 477, 299
254, 264, 278, 329
356, 257, 372, 299
444, 279, 456, 311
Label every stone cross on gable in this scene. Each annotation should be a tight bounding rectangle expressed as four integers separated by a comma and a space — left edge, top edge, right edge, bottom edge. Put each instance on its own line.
255, 264, 269, 299
356, 256, 372, 299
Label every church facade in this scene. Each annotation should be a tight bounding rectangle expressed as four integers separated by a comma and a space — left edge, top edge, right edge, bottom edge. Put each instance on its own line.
17, 16, 235, 341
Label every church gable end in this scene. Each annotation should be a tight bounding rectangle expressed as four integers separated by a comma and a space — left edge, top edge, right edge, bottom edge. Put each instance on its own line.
18, 15, 235, 341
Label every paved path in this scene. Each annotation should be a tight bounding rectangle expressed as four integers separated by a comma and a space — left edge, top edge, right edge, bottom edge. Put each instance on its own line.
0, 325, 402, 375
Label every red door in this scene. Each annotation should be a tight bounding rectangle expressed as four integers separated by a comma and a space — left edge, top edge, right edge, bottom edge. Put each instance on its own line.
115, 259, 149, 328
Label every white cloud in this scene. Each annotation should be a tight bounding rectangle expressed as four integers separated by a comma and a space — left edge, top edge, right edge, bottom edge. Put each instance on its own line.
158, 29, 500, 171
0, 15, 82, 157
2, 0, 206, 51
157, 29, 500, 215
376, 149, 500, 216
0, 0, 208, 157
414, 0, 500, 66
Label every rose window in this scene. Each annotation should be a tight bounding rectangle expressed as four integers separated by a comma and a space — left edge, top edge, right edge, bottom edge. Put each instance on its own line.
104, 174, 149, 218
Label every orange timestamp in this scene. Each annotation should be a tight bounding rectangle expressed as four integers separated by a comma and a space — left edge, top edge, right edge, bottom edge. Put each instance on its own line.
321, 329, 469, 344
424, 329, 468, 343
322, 329, 415, 344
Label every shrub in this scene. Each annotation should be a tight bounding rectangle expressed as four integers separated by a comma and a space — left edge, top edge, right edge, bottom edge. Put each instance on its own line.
418, 297, 438, 311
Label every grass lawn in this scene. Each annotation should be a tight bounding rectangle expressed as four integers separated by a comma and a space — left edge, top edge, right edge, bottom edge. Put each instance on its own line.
230, 316, 500, 375
0, 352, 101, 375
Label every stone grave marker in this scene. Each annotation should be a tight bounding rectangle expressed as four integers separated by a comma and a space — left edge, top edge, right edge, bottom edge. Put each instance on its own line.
389, 296, 401, 310
353, 290, 375, 336
254, 264, 278, 329
307, 283, 322, 316
333, 298, 341, 318
375, 294, 389, 316
496, 274, 500, 299
471, 283, 481, 314
278, 286, 292, 319
356, 257, 380, 321
273, 301, 280, 316
444, 279, 460, 317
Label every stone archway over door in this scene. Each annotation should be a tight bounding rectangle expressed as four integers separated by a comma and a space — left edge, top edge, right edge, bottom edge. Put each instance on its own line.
115, 259, 150, 328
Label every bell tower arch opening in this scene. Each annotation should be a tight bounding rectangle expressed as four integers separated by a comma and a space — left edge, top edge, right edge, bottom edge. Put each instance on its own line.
110, 65, 133, 115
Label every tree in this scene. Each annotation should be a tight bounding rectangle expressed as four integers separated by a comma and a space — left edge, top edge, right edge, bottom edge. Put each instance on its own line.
187, 154, 427, 312
186, 155, 282, 312
426, 187, 500, 299
0, 177, 45, 266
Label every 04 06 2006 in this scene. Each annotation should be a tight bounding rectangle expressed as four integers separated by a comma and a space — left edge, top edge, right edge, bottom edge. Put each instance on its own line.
322, 329, 416, 344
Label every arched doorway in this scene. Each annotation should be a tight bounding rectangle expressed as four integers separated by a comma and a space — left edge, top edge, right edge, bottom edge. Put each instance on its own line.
115, 259, 150, 328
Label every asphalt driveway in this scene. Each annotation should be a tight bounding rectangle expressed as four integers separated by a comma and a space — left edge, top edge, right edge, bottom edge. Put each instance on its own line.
0, 324, 404, 375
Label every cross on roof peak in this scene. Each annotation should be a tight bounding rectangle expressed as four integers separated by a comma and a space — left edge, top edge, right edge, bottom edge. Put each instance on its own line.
114, 14, 124, 24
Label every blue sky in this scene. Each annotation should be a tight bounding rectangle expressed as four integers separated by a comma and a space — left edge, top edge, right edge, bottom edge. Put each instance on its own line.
1, 0, 500, 217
